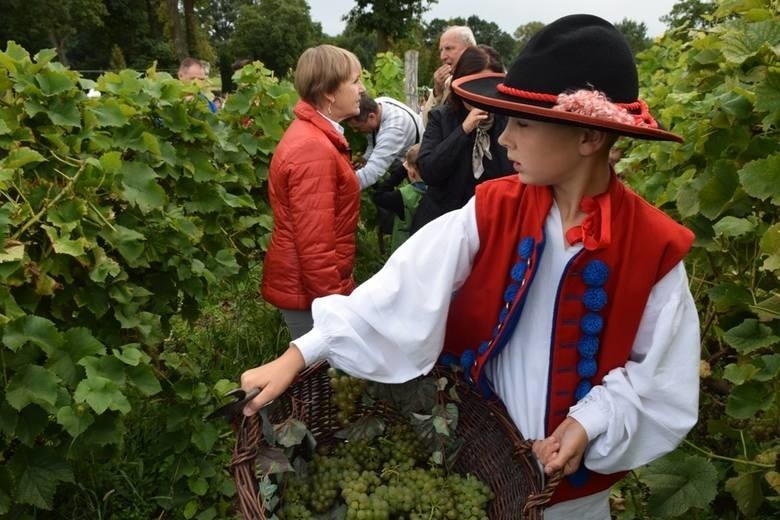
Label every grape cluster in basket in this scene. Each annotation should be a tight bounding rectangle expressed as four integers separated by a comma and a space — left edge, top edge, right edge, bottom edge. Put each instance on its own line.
275, 371, 494, 520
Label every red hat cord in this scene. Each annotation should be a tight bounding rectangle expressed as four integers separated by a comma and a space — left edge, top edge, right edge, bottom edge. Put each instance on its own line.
496, 83, 659, 129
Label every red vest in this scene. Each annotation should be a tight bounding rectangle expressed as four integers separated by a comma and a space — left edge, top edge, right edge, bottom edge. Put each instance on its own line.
442, 175, 693, 504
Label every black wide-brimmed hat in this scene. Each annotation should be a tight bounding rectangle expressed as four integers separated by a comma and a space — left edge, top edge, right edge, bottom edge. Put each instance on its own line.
452, 14, 682, 142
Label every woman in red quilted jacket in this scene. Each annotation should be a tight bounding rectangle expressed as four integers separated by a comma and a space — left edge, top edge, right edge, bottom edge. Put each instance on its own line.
261, 45, 365, 339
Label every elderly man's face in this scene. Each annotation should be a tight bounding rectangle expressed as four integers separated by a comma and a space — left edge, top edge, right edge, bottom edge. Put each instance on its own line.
439, 30, 469, 66
178, 64, 207, 82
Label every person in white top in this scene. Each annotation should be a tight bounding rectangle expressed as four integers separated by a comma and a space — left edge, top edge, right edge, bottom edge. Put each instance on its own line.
346, 94, 423, 189
241, 15, 700, 520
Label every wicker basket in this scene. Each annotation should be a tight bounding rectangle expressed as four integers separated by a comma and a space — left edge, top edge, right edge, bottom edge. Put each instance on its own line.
230, 362, 561, 519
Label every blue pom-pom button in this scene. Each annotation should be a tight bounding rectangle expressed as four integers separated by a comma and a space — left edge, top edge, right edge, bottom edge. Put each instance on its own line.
580, 313, 604, 335
583, 287, 607, 311
582, 259, 609, 287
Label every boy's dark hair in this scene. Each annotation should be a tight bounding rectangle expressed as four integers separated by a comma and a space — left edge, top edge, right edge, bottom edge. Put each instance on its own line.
448, 46, 504, 111
349, 93, 380, 123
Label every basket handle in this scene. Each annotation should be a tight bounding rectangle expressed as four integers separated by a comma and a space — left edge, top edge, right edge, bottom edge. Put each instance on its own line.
515, 439, 563, 515
231, 414, 266, 520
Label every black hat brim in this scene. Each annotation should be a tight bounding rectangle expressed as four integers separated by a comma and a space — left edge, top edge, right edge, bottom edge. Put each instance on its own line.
452, 72, 683, 143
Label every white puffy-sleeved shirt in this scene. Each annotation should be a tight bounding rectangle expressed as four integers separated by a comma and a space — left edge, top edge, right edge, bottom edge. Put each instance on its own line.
294, 198, 700, 519
355, 97, 423, 189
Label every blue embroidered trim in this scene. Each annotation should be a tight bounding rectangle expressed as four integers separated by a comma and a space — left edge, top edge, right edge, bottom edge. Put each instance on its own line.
455, 235, 536, 394
574, 259, 610, 404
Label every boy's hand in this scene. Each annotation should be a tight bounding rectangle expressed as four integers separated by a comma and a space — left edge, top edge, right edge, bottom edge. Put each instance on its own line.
537, 417, 589, 476
240, 345, 305, 416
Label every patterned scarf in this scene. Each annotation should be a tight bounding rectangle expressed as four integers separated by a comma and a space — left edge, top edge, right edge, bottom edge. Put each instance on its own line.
472, 114, 494, 179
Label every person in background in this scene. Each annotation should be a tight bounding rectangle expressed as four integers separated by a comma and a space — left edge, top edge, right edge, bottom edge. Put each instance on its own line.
177, 57, 218, 113
260, 45, 365, 339
346, 93, 423, 190
371, 144, 426, 253
421, 25, 476, 125
412, 44, 512, 233
240, 14, 700, 519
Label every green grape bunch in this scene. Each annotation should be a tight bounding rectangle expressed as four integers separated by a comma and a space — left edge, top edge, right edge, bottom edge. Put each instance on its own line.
328, 367, 368, 425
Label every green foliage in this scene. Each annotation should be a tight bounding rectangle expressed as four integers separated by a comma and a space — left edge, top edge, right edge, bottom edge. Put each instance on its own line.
618, 0, 780, 517
228, 0, 318, 77
0, 42, 295, 517
345, 0, 437, 51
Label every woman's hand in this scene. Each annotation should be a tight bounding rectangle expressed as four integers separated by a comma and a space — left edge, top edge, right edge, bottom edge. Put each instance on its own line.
461, 108, 489, 134
533, 417, 589, 476
240, 345, 306, 415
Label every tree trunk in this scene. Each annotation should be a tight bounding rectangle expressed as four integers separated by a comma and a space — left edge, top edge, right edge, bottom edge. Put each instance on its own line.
48, 30, 69, 67
183, 0, 197, 57
377, 30, 390, 52
404, 50, 419, 112
167, 0, 187, 59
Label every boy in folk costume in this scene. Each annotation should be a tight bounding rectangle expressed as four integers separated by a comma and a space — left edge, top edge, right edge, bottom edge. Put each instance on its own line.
241, 14, 700, 519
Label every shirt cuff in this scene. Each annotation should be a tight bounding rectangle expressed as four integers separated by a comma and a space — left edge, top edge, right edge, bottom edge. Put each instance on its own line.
567, 390, 610, 441
291, 327, 329, 366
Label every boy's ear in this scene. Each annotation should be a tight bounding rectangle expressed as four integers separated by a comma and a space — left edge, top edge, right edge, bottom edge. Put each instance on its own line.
578, 128, 611, 157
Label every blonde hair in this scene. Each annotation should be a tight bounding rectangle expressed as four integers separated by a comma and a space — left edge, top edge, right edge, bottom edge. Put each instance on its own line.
294, 45, 361, 105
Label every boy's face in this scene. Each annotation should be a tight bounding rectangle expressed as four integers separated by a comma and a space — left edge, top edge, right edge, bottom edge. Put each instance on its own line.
403, 160, 421, 182
498, 117, 585, 186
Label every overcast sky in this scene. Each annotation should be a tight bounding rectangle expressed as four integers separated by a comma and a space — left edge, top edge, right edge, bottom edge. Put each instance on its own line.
308, 0, 680, 39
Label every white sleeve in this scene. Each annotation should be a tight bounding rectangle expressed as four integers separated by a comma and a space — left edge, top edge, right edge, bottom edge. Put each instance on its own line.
355, 113, 413, 189
293, 200, 480, 382
568, 262, 701, 472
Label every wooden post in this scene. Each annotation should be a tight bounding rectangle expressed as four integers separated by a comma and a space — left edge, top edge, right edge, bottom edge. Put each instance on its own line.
404, 50, 419, 112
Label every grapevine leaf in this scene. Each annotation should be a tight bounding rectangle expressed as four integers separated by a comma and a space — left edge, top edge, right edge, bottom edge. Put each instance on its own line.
759, 223, 780, 273
14, 404, 49, 446
256, 446, 293, 475
183, 500, 198, 519
706, 283, 752, 313
73, 375, 131, 415
5, 365, 60, 411
725, 472, 764, 517
191, 422, 219, 452
2, 147, 45, 169
754, 70, 780, 113
712, 216, 755, 238
7, 446, 74, 510
2, 314, 63, 353
87, 99, 131, 127
432, 416, 449, 435
723, 363, 759, 385
0, 401, 18, 437
126, 364, 162, 396
726, 380, 774, 419
738, 154, 780, 204
637, 451, 717, 517
187, 475, 208, 496
42, 225, 88, 257
752, 294, 780, 321
0, 466, 11, 515
766, 472, 780, 495
35, 68, 76, 96
56, 404, 95, 439
723, 319, 779, 354
699, 160, 738, 219
120, 161, 166, 213
47, 99, 81, 127
335, 416, 385, 442
99, 151, 122, 173
754, 354, 780, 382
113, 344, 146, 366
